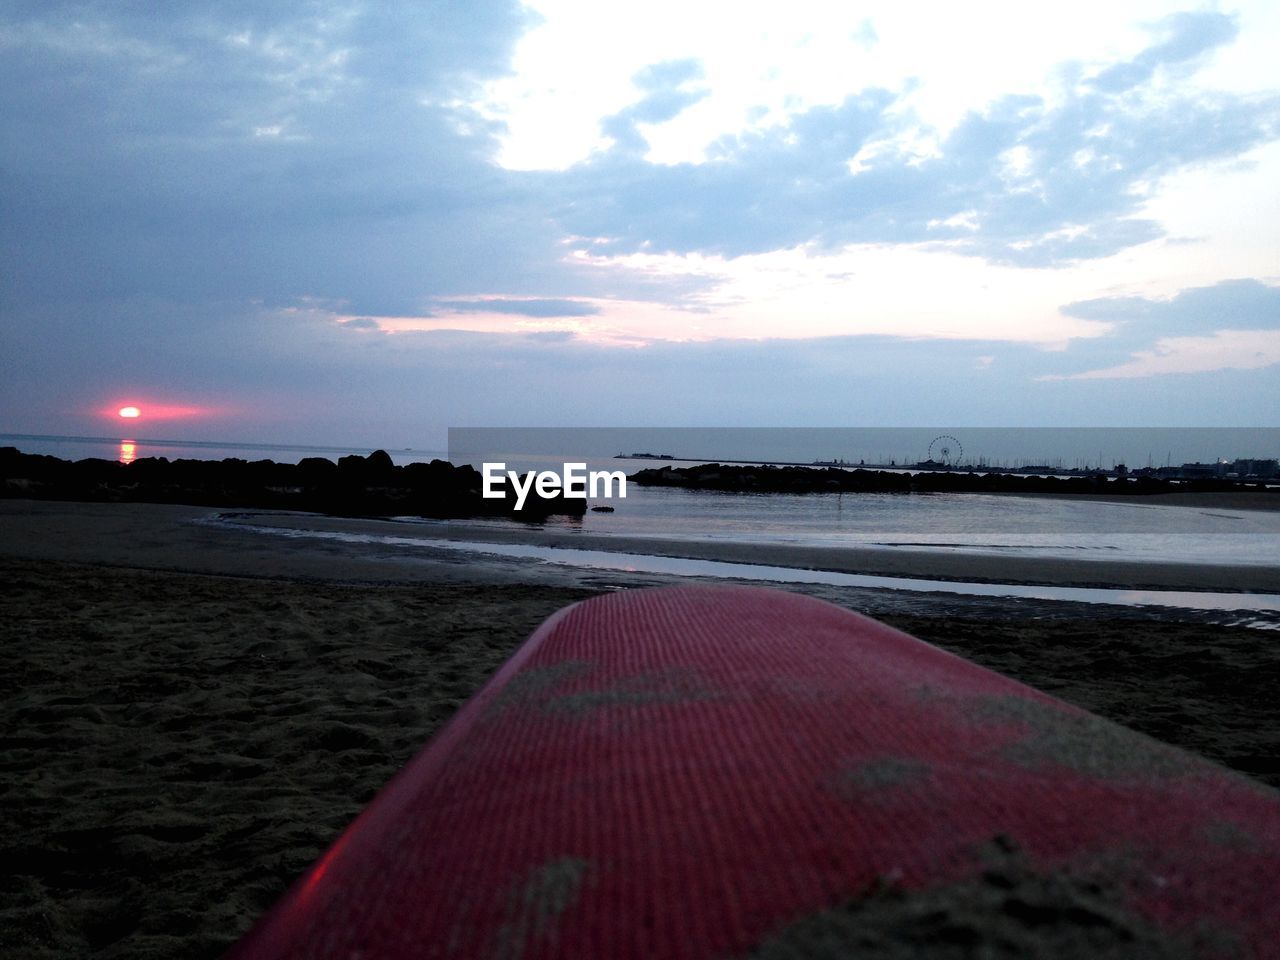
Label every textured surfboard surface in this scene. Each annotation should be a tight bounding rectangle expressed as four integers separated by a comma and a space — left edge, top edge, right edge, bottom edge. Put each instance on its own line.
228, 585, 1280, 959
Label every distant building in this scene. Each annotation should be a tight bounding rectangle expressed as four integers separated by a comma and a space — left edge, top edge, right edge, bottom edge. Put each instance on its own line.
1233, 458, 1280, 478
1177, 461, 1229, 479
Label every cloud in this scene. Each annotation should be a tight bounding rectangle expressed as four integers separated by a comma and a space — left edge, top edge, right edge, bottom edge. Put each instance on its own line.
6, 295, 1278, 444
550, 11, 1277, 266
3, 5, 1280, 442
601, 59, 710, 155
1062, 278, 1280, 332
1045, 278, 1280, 379
0, 1, 554, 316
560, 91, 898, 257
1088, 11, 1239, 93
3, 5, 1275, 327
428, 297, 602, 317
1043, 329, 1280, 380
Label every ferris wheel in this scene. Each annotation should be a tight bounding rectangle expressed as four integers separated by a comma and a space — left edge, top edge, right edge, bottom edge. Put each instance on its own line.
928, 435, 963, 466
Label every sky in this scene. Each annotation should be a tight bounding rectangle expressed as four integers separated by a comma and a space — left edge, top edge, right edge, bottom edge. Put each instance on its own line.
1, 0, 1278, 448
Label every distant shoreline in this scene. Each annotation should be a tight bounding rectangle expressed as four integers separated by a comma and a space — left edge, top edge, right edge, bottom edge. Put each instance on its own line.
629, 460, 1280, 501
616, 452, 1280, 482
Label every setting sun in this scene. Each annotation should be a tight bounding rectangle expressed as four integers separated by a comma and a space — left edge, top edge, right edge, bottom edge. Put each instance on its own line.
118, 406, 141, 419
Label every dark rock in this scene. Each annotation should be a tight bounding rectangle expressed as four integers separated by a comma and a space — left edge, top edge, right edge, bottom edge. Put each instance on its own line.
628, 463, 1244, 498
0, 447, 586, 520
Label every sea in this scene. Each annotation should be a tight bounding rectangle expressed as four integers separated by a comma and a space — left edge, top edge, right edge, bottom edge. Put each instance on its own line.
6, 431, 1280, 622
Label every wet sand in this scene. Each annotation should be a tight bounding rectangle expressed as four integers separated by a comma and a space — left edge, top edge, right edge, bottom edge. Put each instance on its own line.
5, 498, 1280, 592
2, 498, 1279, 958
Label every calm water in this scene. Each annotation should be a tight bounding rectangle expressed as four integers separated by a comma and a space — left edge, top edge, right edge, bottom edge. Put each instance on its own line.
7, 432, 1279, 570
442, 451, 1280, 566
209, 515, 1280, 624
413, 486, 1280, 568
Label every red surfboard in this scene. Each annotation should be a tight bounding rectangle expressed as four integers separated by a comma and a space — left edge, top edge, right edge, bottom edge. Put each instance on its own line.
227, 585, 1280, 958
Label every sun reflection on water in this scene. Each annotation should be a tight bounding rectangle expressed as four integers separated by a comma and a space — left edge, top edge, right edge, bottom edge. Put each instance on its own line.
119, 440, 137, 464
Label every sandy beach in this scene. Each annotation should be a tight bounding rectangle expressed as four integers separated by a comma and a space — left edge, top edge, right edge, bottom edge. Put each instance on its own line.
3, 498, 1279, 958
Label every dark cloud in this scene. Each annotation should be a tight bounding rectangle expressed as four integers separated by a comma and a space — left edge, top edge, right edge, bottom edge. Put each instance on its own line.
6, 289, 1277, 443
329, 326, 1258, 429
1063, 279, 1280, 330
1049, 279, 1280, 376
2, 6, 1278, 440
2, 4, 1272, 318
0, 0, 555, 315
